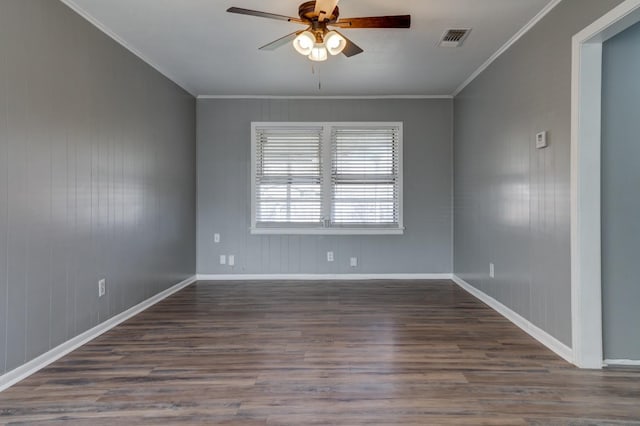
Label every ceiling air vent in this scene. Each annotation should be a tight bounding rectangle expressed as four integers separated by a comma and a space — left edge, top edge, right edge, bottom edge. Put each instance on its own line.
438, 28, 471, 48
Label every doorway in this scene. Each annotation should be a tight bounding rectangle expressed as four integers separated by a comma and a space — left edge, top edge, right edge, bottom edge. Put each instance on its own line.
571, 0, 640, 368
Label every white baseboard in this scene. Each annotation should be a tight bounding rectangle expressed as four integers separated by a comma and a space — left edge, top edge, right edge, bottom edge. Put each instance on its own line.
0, 275, 197, 393
451, 275, 574, 364
604, 359, 640, 367
196, 273, 453, 281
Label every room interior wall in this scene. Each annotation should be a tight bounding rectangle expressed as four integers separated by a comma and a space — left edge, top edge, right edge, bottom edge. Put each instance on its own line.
2, 0, 630, 383
0, 0, 196, 376
601, 20, 640, 361
197, 98, 453, 275
453, 0, 623, 347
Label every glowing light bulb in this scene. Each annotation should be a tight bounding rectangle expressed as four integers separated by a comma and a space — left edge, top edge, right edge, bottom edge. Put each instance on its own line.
324, 31, 346, 55
293, 31, 315, 55
308, 44, 328, 61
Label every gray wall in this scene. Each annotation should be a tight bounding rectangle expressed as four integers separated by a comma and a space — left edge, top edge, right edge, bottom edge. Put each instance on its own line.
197, 99, 452, 275
601, 21, 640, 360
453, 0, 622, 346
0, 0, 196, 375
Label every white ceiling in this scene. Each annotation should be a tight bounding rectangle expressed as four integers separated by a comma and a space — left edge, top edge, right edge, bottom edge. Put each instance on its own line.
64, 0, 553, 96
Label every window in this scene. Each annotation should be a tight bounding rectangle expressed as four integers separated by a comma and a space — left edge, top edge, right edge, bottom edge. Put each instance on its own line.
251, 122, 403, 234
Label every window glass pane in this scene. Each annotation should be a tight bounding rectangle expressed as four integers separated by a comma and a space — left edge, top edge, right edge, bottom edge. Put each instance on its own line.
332, 184, 397, 224
257, 184, 322, 223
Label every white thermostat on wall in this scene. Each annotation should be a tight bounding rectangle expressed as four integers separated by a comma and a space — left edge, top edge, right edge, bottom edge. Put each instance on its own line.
536, 131, 548, 149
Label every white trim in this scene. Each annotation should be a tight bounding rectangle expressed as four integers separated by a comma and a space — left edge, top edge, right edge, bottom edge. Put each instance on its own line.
452, 275, 574, 364
573, 0, 640, 43
452, 0, 563, 97
570, 0, 640, 369
249, 227, 404, 235
198, 95, 453, 100
59, 0, 196, 96
604, 359, 640, 367
321, 124, 333, 225
396, 123, 405, 231
571, 40, 604, 369
449, 101, 455, 274
0, 275, 197, 393
197, 273, 452, 281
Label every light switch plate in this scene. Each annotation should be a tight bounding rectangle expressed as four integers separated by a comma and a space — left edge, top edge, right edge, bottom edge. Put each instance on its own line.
536, 131, 548, 149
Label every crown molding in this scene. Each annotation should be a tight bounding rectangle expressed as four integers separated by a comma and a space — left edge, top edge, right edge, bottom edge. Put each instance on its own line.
59, 0, 564, 101
197, 95, 453, 100
59, 0, 197, 97
452, 0, 564, 97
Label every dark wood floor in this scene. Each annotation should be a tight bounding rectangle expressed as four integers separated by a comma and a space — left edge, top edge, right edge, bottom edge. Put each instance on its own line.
1, 280, 639, 425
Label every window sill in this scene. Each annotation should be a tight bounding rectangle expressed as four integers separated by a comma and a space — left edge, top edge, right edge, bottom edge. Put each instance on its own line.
250, 227, 405, 236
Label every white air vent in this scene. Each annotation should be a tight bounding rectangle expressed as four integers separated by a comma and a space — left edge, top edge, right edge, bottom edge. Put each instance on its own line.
438, 28, 471, 47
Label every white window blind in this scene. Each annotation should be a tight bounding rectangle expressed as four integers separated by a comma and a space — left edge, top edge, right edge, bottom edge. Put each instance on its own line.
251, 122, 403, 235
331, 127, 400, 227
254, 126, 323, 226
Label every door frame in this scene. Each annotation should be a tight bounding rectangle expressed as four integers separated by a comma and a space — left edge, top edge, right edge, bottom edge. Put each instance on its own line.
570, 0, 640, 368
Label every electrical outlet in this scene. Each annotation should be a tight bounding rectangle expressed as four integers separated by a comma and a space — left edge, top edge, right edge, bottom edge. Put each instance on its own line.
220, 254, 227, 265
98, 279, 106, 298
327, 251, 334, 262
228, 255, 235, 266
214, 233, 220, 243
489, 263, 495, 278
350, 257, 358, 267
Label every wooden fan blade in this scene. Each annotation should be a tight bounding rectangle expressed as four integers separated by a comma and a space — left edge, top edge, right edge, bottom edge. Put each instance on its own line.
226, 7, 305, 24
334, 31, 364, 57
314, 0, 339, 22
259, 31, 302, 51
331, 15, 411, 29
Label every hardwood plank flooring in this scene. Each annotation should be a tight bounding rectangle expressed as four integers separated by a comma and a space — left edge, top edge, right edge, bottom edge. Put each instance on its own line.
1, 280, 639, 425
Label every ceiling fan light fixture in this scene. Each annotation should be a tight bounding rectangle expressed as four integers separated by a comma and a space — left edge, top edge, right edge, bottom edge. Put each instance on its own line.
324, 31, 346, 55
293, 30, 315, 55
308, 44, 328, 61
228, 2, 412, 61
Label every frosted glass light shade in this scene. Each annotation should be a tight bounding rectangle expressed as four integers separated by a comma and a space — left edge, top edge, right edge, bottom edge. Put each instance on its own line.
293, 31, 315, 55
324, 31, 346, 55
308, 44, 328, 61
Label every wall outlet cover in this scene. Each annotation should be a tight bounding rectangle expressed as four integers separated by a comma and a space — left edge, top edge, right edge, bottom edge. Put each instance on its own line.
327, 251, 334, 262
220, 254, 226, 265
98, 279, 106, 297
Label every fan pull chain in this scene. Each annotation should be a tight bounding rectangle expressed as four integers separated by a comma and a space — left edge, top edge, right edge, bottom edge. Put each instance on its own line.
311, 64, 323, 91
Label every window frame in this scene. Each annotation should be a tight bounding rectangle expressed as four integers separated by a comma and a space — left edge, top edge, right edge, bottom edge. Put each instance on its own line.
250, 121, 404, 235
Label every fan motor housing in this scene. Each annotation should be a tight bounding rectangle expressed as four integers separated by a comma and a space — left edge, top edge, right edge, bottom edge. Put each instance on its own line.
298, 1, 339, 23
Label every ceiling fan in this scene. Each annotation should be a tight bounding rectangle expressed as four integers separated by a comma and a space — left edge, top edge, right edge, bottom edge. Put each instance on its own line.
227, 0, 411, 61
